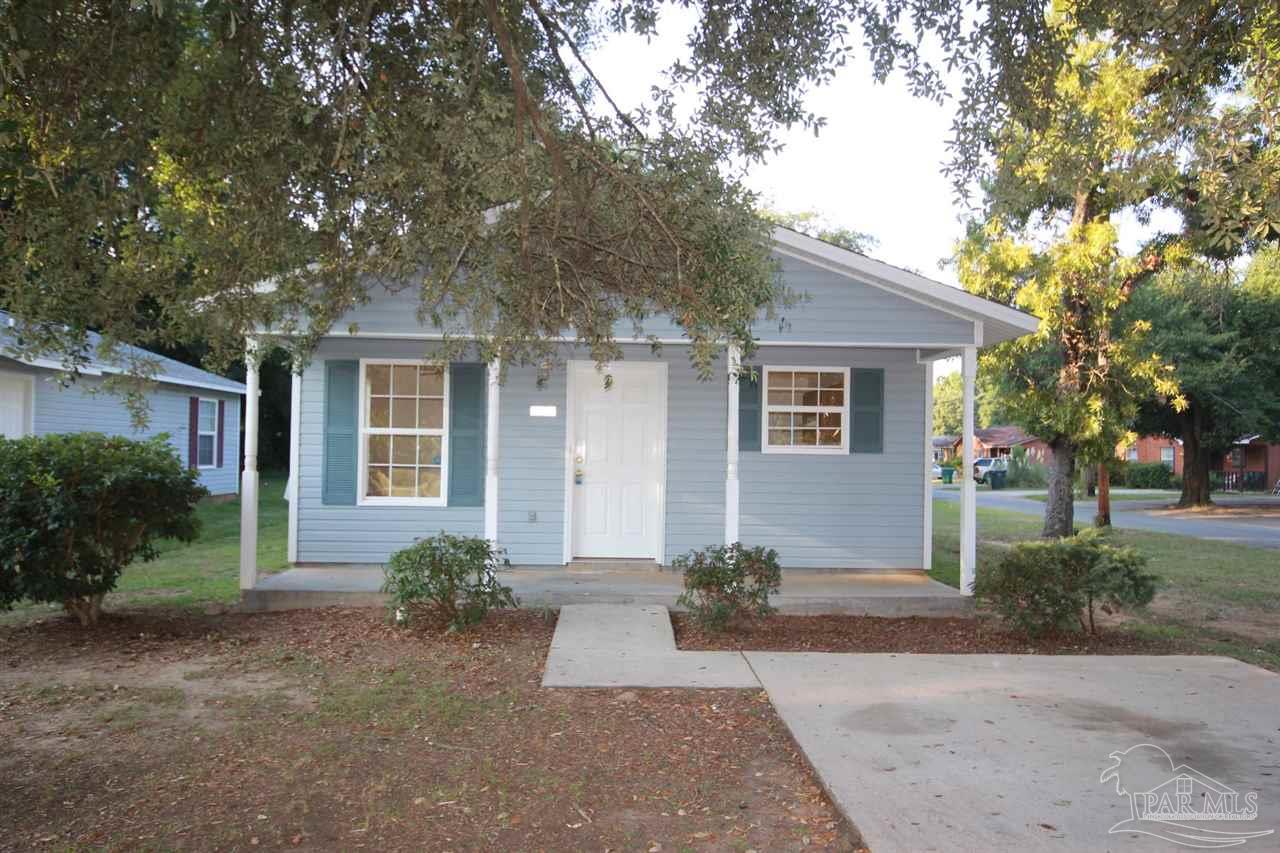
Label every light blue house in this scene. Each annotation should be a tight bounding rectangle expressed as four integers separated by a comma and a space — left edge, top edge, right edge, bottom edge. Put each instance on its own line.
239, 228, 1038, 594
0, 311, 247, 496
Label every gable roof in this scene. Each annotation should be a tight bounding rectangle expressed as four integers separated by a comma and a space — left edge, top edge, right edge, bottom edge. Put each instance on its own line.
770, 226, 1040, 346
952, 425, 1041, 448
0, 311, 246, 395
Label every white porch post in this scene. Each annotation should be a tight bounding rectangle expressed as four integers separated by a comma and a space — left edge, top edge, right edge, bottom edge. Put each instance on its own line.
239, 338, 260, 591
922, 358, 934, 571
286, 370, 301, 564
724, 344, 741, 545
484, 359, 501, 544
960, 345, 977, 594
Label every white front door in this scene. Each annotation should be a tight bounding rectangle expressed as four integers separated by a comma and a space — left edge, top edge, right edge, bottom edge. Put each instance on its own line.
570, 361, 667, 560
0, 373, 32, 439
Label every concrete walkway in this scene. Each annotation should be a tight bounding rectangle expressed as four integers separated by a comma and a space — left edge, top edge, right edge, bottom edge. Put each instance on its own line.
935, 489, 1280, 549
246, 565, 969, 615
542, 604, 1280, 852
541, 604, 758, 688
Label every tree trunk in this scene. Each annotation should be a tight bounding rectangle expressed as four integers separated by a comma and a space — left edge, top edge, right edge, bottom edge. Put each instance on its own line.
1095, 463, 1111, 527
1044, 438, 1076, 538
1179, 412, 1214, 507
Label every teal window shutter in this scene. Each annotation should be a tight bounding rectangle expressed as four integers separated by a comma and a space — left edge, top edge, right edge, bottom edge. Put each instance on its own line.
448, 363, 486, 506
850, 368, 884, 454
322, 360, 359, 505
738, 365, 761, 452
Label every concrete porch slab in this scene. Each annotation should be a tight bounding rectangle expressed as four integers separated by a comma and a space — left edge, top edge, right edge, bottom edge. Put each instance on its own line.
746, 652, 1280, 853
242, 566, 971, 616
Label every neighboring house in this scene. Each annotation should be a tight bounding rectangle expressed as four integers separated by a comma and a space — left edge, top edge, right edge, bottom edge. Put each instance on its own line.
932, 435, 957, 462
1120, 434, 1280, 491
950, 425, 1050, 461
237, 226, 1039, 594
0, 311, 246, 495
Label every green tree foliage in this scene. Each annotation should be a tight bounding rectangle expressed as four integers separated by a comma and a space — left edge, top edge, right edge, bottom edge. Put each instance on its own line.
1127, 256, 1280, 505
4, 0, 1274, 410
933, 369, 1018, 436
0, 433, 206, 625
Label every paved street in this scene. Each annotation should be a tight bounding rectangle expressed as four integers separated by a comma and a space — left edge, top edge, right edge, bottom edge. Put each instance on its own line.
933, 489, 1280, 549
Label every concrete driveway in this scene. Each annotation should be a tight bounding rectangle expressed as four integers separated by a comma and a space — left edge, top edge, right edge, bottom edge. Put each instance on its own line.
749, 652, 1280, 852
934, 489, 1280, 549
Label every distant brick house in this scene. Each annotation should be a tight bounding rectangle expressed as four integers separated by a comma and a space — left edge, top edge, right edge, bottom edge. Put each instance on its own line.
1119, 434, 1280, 491
950, 425, 1050, 461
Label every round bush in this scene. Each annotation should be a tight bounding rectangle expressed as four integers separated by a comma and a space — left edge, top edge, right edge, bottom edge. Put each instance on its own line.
0, 433, 206, 624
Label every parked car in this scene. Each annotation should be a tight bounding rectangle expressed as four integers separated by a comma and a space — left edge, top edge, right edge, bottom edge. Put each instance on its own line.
972, 457, 1008, 484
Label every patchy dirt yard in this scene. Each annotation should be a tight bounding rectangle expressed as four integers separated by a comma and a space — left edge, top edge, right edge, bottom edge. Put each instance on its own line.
0, 607, 860, 852
673, 613, 1193, 656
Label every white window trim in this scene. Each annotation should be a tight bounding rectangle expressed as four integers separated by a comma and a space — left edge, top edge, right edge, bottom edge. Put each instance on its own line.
761, 365, 851, 455
356, 358, 450, 507
197, 397, 219, 469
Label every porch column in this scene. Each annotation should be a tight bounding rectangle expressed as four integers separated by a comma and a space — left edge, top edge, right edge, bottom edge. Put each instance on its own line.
922, 358, 934, 571
484, 359, 501, 544
724, 344, 741, 544
239, 338, 260, 591
960, 345, 977, 594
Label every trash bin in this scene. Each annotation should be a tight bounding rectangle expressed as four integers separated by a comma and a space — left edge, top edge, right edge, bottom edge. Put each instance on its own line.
941, 467, 955, 484
989, 469, 1007, 490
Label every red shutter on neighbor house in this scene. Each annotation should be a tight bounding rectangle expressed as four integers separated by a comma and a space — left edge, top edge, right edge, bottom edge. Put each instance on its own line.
187, 396, 199, 468
217, 399, 226, 468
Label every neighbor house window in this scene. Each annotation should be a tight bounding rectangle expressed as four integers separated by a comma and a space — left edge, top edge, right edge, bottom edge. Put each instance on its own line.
1160, 447, 1175, 468
762, 367, 849, 453
359, 361, 447, 504
1229, 447, 1244, 468
1126, 446, 1138, 461
197, 399, 218, 468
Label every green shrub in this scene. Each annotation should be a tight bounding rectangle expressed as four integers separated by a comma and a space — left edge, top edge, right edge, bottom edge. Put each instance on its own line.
382, 533, 516, 631
974, 529, 1157, 637
1006, 447, 1049, 488
0, 433, 206, 625
674, 542, 781, 630
1124, 461, 1175, 489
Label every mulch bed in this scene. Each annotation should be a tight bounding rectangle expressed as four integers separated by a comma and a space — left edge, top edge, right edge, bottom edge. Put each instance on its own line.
1, 607, 862, 852
673, 613, 1193, 655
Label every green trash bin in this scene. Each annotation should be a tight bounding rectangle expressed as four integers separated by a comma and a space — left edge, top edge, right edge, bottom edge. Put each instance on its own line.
941, 467, 955, 484
989, 469, 1007, 490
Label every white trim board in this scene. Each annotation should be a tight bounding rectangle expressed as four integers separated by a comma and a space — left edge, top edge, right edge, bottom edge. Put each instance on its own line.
0, 369, 35, 438
14, 356, 247, 395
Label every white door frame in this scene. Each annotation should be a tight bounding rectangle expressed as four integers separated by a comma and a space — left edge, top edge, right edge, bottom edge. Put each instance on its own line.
0, 369, 35, 437
561, 360, 668, 564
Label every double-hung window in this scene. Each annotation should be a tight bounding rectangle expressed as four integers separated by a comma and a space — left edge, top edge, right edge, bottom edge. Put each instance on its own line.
762, 367, 849, 453
1160, 446, 1175, 468
359, 361, 448, 504
196, 399, 218, 468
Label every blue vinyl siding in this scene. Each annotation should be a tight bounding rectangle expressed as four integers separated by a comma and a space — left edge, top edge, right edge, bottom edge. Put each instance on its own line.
497, 363, 567, 564
330, 253, 976, 347
15, 362, 242, 495
739, 348, 925, 568
296, 340, 483, 563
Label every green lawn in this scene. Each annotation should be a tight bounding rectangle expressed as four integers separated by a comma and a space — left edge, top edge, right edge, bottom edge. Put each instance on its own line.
931, 500, 1280, 669
1, 473, 289, 625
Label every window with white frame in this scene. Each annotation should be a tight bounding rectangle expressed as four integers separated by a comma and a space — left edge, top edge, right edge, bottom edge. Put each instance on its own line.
360, 361, 447, 503
1160, 446, 1175, 468
197, 399, 218, 467
763, 367, 849, 452
1126, 446, 1139, 461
